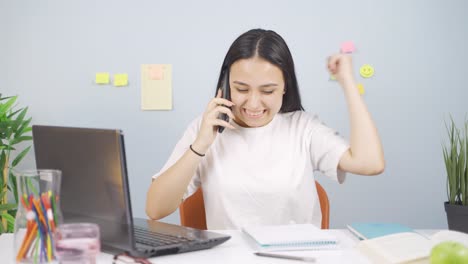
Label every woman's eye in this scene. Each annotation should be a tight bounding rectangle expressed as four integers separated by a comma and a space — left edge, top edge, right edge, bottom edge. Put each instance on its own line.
236, 89, 248, 93
262, 91, 274, 94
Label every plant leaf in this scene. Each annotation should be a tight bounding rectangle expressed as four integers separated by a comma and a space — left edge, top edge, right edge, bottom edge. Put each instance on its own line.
6, 108, 21, 119
0, 95, 13, 101
0, 96, 17, 116
9, 136, 33, 146
9, 170, 18, 204
16, 117, 32, 137
0, 151, 5, 186
11, 146, 31, 167
11, 107, 27, 131
0, 203, 17, 211
0, 212, 15, 232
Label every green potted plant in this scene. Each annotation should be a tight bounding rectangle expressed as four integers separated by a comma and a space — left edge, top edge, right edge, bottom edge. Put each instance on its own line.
443, 117, 468, 233
0, 94, 32, 233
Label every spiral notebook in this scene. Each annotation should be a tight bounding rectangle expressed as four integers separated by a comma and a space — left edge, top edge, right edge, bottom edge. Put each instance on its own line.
242, 224, 338, 251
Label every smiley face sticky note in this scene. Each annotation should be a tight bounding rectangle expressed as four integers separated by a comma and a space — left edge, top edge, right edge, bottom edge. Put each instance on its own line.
95, 73, 110, 84
113, 74, 128, 87
357, 83, 365, 95
149, 65, 164, 80
340, 41, 355, 53
359, 64, 374, 78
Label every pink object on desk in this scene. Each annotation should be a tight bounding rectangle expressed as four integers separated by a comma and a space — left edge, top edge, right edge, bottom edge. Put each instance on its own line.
55, 223, 100, 264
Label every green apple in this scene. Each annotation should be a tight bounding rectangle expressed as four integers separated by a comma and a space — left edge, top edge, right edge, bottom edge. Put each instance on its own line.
430, 241, 468, 264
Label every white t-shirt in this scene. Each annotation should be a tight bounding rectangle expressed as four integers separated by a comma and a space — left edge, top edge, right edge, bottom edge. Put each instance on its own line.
153, 111, 349, 230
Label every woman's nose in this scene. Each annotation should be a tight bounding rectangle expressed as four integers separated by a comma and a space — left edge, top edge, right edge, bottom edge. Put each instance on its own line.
245, 92, 261, 108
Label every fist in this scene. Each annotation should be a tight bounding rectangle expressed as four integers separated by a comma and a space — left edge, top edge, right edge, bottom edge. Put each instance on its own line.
327, 54, 354, 83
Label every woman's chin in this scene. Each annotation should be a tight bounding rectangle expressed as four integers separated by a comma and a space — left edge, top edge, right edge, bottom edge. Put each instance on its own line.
237, 116, 271, 128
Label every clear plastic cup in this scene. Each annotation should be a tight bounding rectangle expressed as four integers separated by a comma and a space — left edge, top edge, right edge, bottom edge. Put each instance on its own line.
54, 223, 100, 264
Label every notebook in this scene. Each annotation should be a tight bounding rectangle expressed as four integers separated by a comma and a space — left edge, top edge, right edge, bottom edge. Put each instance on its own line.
242, 224, 338, 251
346, 222, 414, 240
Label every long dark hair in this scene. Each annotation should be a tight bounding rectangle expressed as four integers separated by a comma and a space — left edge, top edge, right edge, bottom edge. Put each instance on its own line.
215, 29, 304, 112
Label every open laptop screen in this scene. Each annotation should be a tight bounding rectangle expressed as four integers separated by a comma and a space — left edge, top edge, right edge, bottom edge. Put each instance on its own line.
32, 125, 135, 251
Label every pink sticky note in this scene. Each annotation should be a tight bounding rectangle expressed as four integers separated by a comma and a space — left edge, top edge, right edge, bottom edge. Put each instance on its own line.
149, 65, 164, 80
340, 41, 355, 53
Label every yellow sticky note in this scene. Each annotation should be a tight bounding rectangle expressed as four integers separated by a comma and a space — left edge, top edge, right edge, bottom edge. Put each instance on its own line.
95, 73, 110, 84
141, 64, 172, 110
113, 74, 128, 87
357, 83, 365, 95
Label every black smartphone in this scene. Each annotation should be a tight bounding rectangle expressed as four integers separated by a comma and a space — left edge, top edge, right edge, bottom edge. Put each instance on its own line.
217, 69, 231, 133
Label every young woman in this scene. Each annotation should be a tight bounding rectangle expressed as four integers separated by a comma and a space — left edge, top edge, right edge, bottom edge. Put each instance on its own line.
146, 29, 385, 229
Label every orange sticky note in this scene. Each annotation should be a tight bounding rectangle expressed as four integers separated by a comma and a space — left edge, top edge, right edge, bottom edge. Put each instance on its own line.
149, 65, 164, 80
340, 41, 355, 53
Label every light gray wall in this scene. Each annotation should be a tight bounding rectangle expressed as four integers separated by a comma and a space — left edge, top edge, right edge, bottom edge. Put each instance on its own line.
1, 0, 467, 229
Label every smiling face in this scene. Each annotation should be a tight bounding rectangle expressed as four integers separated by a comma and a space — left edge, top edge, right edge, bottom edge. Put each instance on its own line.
229, 57, 285, 128
359, 64, 374, 78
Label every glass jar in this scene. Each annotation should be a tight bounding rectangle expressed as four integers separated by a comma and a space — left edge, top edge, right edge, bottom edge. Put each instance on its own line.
55, 223, 100, 264
14, 169, 63, 264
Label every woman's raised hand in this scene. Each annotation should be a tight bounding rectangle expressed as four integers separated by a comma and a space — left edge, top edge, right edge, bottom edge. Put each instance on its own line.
327, 53, 355, 85
191, 89, 235, 154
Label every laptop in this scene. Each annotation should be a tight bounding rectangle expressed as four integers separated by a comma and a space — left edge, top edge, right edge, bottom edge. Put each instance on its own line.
32, 125, 230, 257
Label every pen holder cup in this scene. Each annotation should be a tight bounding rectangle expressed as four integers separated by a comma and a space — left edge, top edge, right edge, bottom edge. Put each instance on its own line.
13, 169, 63, 264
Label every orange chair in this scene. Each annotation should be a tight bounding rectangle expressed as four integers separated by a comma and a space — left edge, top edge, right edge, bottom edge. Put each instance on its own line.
179, 181, 330, 230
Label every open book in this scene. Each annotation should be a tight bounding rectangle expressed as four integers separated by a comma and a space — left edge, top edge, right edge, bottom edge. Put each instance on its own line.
242, 224, 338, 251
357, 230, 468, 264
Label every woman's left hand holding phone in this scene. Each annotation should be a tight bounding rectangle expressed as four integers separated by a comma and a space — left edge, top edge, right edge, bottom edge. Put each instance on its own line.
191, 89, 235, 155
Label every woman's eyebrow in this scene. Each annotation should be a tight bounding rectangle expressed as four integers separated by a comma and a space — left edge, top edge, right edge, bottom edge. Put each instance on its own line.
232, 81, 279, 88
232, 81, 249, 86
259, 83, 278, 88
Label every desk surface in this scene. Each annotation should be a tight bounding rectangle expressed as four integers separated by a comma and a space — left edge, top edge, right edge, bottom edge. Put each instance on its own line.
0, 229, 437, 264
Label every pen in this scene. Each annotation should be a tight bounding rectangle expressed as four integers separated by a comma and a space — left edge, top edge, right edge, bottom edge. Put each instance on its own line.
254, 252, 316, 262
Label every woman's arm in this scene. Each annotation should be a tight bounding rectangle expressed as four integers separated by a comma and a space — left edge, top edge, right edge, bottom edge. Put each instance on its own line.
327, 54, 385, 175
145, 90, 235, 219
146, 147, 205, 220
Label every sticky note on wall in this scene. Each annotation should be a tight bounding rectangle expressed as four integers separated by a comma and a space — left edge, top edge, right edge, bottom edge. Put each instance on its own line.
357, 83, 365, 95
149, 65, 164, 80
113, 73, 128, 87
359, 64, 375, 78
95, 73, 110, 84
340, 41, 355, 53
141, 64, 172, 110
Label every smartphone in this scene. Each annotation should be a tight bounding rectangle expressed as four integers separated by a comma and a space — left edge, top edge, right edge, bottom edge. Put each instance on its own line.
217, 69, 231, 133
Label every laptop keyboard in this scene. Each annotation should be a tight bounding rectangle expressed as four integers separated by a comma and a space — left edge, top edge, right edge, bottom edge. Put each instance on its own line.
134, 226, 195, 247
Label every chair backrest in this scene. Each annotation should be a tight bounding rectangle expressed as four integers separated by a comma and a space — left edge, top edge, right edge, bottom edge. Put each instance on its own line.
179, 180, 330, 230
